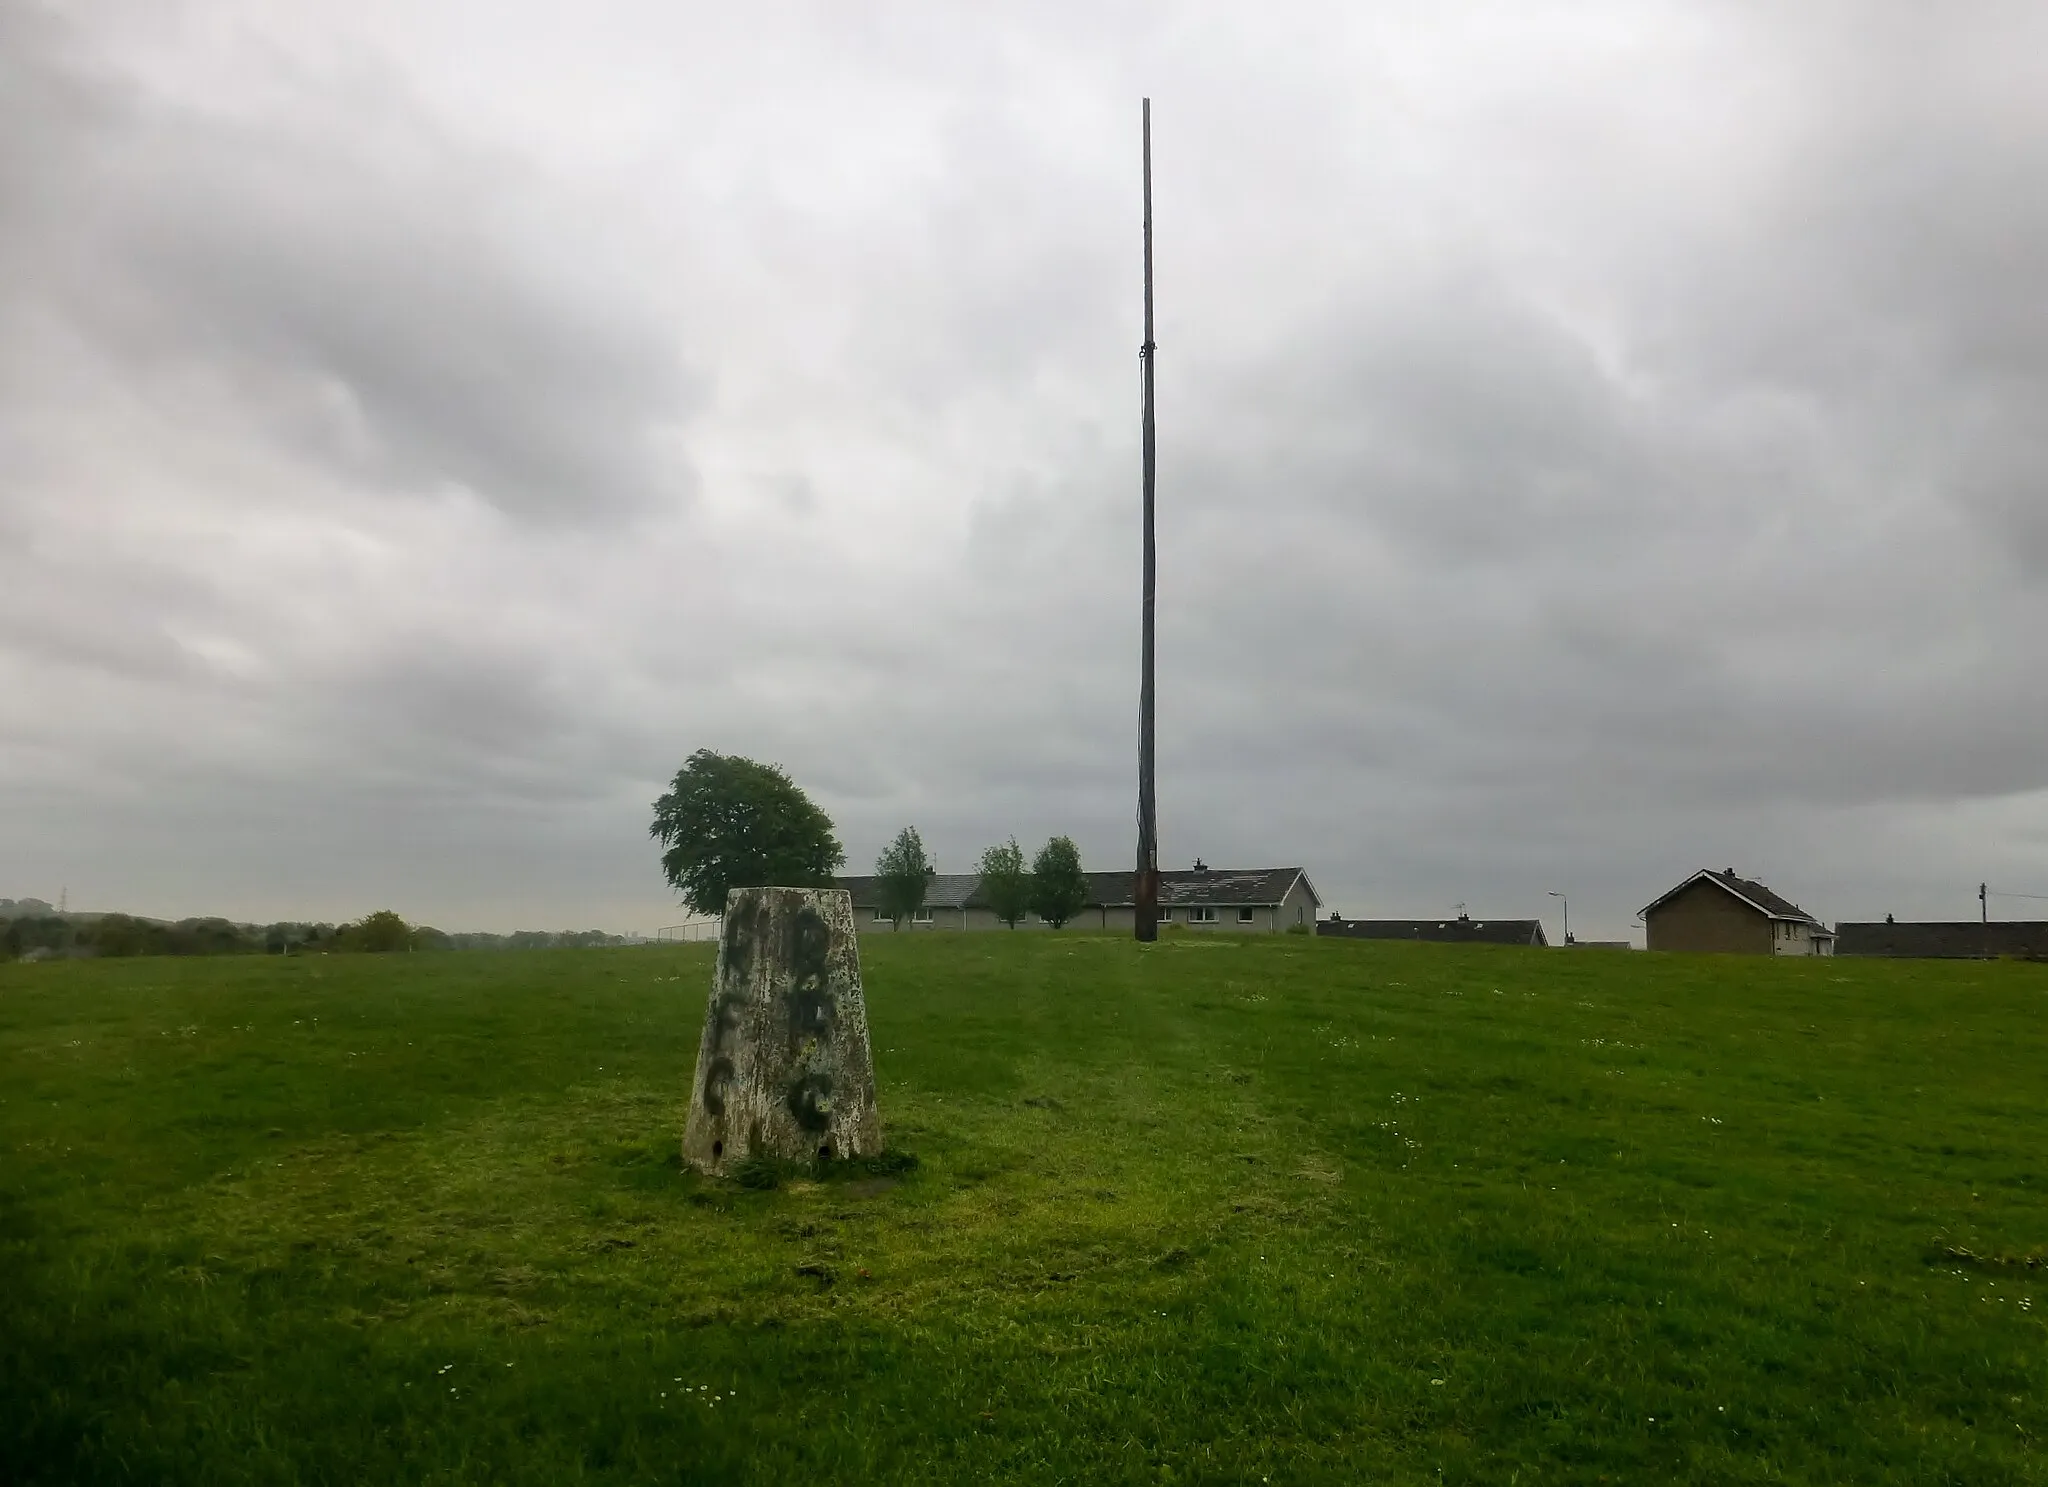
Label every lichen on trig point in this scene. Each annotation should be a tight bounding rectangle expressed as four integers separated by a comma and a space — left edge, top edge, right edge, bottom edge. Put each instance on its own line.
683, 887, 882, 1174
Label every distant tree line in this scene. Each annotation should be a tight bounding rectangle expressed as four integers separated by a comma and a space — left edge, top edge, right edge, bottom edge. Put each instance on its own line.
875, 829, 1090, 929
5, 910, 637, 961
438, 929, 633, 951
4, 914, 264, 960
645, 750, 1102, 931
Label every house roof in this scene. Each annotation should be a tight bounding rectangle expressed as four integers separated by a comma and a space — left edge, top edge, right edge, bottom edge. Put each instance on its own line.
1836, 921, 2048, 959
835, 867, 1316, 912
1641, 869, 1828, 929
834, 873, 981, 910
1155, 867, 1312, 907
1318, 917, 1549, 947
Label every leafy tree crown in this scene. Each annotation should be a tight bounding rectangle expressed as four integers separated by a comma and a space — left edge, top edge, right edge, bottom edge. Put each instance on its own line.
650, 750, 844, 918
1028, 836, 1089, 929
357, 910, 413, 952
875, 826, 934, 926
976, 838, 1031, 928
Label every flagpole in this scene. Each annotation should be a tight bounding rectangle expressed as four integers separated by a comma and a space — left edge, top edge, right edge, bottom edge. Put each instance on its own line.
1135, 97, 1160, 943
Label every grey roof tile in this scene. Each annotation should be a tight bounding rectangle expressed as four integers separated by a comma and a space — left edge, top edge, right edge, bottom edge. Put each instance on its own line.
1836, 921, 2048, 958
1318, 918, 1549, 947
1642, 869, 1825, 927
833, 873, 979, 910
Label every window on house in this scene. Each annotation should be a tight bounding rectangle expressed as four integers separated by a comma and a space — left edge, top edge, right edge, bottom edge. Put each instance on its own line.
1237, 907, 1256, 924
912, 906, 933, 923
1189, 906, 1217, 924
872, 908, 890, 921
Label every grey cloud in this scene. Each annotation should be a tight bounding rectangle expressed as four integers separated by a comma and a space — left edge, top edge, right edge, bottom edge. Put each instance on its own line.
2, 9, 700, 525
7, 3, 2048, 940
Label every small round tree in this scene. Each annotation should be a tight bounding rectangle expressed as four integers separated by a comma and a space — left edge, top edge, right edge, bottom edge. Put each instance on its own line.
975, 837, 1031, 928
1028, 836, 1089, 929
650, 750, 844, 919
875, 826, 934, 928
337, 910, 414, 953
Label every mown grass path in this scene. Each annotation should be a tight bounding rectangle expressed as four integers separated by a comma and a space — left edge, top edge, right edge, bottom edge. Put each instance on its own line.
3, 936, 2044, 1483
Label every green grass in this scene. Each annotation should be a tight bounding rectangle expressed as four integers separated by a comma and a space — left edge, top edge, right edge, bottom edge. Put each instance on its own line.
3, 935, 2045, 1484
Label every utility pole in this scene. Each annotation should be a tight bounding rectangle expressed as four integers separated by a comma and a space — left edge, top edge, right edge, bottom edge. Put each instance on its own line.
1135, 98, 1160, 943
1980, 882, 1988, 924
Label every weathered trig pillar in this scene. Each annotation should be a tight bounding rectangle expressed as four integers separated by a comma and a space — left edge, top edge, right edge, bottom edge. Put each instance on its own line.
683, 887, 882, 1174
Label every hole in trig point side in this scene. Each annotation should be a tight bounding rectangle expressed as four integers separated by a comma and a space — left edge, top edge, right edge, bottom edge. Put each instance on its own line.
818, 1144, 832, 1161
712, 1140, 723, 1160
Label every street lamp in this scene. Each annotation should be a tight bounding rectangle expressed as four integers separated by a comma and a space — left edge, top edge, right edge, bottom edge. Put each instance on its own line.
1547, 890, 1569, 946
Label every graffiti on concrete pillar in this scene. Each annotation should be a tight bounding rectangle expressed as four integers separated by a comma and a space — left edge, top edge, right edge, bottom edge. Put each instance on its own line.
682, 887, 881, 1173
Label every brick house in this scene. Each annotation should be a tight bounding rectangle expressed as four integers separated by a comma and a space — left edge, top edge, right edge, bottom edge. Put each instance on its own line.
1641, 869, 1835, 956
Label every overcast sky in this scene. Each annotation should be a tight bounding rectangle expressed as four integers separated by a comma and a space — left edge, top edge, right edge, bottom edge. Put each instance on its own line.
7, 1, 2048, 940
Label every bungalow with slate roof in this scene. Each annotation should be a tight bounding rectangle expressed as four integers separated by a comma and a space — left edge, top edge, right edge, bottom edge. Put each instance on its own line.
1318, 913, 1548, 947
1641, 869, 1835, 956
834, 873, 986, 931
836, 862, 1321, 934
1835, 920, 2048, 959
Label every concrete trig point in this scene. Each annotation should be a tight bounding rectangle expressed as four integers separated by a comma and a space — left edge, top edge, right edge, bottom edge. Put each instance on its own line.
683, 887, 882, 1174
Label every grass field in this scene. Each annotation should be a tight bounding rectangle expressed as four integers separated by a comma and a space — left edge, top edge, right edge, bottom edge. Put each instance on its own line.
3, 934, 2045, 1484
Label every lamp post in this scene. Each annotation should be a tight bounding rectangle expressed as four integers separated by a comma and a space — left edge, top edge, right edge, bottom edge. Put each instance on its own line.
1547, 890, 1568, 946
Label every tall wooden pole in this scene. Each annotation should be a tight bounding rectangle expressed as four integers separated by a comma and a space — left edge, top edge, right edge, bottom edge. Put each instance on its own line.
1135, 98, 1160, 942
